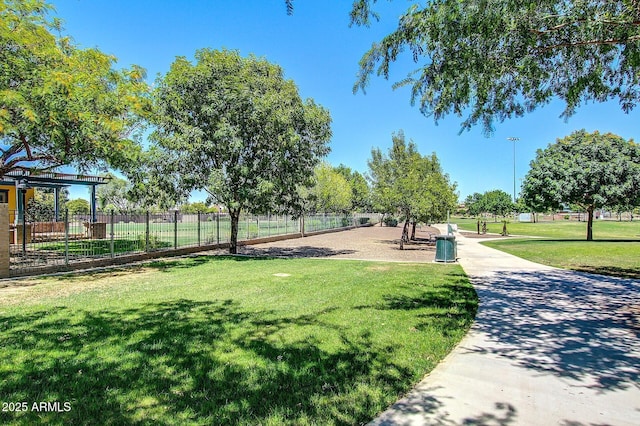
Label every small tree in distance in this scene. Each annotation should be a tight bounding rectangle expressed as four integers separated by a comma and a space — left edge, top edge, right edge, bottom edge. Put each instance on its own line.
522, 130, 640, 240
464, 190, 514, 221
66, 199, 90, 215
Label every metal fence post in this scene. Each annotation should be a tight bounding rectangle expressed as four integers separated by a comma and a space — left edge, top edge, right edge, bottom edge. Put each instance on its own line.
197, 211, 201, 246
246, 215, 249, 240
268, 214, 271, 237
216, 212, 220, 245
64, 209, 69, 266
110, 210, 115, 258
21, 201, 26, 256
145, 211, 150, 252
285, 214, 288, 234
174, 210, 178, 249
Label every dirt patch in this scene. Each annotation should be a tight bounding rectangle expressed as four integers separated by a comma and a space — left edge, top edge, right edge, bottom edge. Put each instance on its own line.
366, 265, 392, 272
237, 225, 440, 263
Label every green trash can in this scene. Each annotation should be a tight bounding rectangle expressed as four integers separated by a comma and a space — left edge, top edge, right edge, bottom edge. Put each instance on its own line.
435, 235, 456, 263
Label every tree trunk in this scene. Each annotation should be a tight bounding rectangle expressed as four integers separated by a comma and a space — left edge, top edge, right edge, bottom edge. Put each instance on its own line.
586, 205, 594, 241
229, 209, 240, 254
410, 221, 417, 240
400, 218, 410, 250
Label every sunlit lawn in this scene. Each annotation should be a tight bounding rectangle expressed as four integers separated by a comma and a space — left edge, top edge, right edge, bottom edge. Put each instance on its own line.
455, 217, 640, 278
482, 239, 640, 279
0, 256, 477, 425
455, 217, 640, 240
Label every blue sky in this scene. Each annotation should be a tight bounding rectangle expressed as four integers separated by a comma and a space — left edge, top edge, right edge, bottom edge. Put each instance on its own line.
51, 0, 640, 202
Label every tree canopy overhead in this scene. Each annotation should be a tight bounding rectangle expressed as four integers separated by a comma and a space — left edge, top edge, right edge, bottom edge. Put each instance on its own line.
521, 130, 640, 240
142, 48, 332, 253
348, 0, 640, 133
0, 0, 149, 176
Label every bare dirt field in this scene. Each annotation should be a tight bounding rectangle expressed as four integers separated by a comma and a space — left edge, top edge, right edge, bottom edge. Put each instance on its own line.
237, 224, 440, 263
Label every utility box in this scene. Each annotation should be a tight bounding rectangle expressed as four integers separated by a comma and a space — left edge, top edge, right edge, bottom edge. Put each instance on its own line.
435, 235, 456, 263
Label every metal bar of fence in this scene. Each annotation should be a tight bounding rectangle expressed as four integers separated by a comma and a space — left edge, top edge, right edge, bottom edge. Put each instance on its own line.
197, 211, 201, 246
64, 209, 69, 267
216, 213, 220, 245
174, 210, 178, 250
21, 205, 26, 255
145, 211, 150, 252
110, 210, 115, 258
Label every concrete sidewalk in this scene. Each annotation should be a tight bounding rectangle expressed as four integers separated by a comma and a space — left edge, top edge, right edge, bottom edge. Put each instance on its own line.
370, 228, 640, 425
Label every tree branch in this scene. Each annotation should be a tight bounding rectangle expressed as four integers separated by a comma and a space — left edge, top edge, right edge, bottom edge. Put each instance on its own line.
537, 35, 640, 51
531, 19, 640, 35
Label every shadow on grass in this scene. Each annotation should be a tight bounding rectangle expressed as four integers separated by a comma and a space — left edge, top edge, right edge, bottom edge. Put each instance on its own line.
573, 265, 640, 280
0, 299, 416, 425
355, 271, 478, 340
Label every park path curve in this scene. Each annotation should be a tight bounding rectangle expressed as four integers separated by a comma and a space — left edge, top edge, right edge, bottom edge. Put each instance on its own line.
370, 227, 640, 426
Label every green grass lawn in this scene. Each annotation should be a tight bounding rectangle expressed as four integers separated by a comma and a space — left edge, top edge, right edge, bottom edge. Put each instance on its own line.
455, 217, 640, 240
0, 256, 477, 425
456, 218, 640, 278
482, 239, 640, 279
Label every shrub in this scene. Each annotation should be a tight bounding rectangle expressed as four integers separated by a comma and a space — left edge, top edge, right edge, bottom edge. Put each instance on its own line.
384, 216, 398, 227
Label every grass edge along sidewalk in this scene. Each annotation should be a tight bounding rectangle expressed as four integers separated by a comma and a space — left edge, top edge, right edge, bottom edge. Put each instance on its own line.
481, 239, 640, 279
0, 256, 477, 425
456, 218, 640, 279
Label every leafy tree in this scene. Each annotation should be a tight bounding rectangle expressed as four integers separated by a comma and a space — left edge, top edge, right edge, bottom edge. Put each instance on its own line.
335, 164, 371, 212
66, 198, 89, 215
522, 130, 640, 240
311, 163, 352, 213
464, 193, 484, 217
368, 131, 456, 248
347, 0, 640, 133
410, 153, 457, 238
482, 190, 514, 222
143, 49, 332, 253
609, 202, 638, 221
0, 0, 149, 176
25, 187, 68, 222
96, 175, 142, 213
179, 202, 216, 214
368, 131, 420, 247
465, 189, 514, 221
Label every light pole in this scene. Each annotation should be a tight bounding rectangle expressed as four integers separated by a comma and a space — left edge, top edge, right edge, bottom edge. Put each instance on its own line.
507, 137, 519, 203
